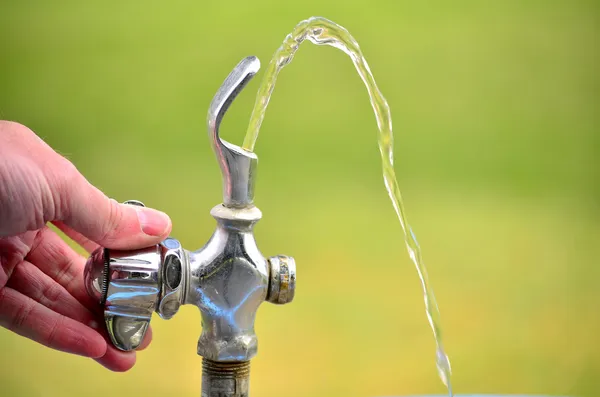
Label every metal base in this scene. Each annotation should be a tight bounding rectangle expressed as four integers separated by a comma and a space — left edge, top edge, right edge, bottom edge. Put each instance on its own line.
201, 359, 250, 397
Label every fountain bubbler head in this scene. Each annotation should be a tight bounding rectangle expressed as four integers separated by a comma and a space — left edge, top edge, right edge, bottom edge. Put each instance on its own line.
208, 56, 260, 208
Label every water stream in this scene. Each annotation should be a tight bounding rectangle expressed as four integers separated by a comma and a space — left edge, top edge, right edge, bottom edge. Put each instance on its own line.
243, 16, 453, 395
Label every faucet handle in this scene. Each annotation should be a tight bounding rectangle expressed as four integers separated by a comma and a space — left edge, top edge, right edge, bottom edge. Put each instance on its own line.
85, 245, 160, 350
83, 201, 186, 351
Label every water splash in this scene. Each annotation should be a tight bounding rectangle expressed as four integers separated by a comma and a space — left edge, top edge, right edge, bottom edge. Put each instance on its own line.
243, 16, 452, 395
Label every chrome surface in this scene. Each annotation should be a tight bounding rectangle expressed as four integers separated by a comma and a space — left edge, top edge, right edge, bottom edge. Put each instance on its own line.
84, 247, 106, 303
122, 199, 145, 207
102, 245, 161, 351
156, 237, 187, 320
208, 56, 260, 208
82, 56, 296, 396
84, 203, 187, 351
187, 204, 268, 362
85, 240, 188, 351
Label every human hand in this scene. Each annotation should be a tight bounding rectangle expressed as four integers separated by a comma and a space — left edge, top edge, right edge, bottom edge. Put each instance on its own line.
0, 121, 172, 371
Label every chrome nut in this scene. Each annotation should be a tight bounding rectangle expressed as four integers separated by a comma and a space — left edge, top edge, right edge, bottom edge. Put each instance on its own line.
266, 255, 296, 305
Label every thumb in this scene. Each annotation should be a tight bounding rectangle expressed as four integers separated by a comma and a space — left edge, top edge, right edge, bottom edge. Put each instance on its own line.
55, 165, 172, 250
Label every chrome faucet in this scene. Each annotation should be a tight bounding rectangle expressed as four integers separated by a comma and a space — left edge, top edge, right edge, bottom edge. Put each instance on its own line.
83, 56, 296, 397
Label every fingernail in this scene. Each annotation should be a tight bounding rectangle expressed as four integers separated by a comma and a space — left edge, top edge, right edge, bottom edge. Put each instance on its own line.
136, 208, 171, 236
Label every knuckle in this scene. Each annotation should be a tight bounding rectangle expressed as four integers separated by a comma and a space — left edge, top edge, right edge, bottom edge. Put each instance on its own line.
41, 280, 64, 307
52, 157, 79, 190
51, 158, 85, 219
0, 288, 9, 323
70, 326, 88, 352
98, 199, 123, 244
45, 315, 64, 349
53, 257, 77, 295
0, 121, 34, 136
0, 287, 7, 306
0, 258, 6, 289
10, 297, 34, 332
58, 157, 79, 178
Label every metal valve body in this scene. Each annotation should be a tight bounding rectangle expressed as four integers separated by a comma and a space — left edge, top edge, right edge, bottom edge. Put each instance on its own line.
84, 56, 296, 397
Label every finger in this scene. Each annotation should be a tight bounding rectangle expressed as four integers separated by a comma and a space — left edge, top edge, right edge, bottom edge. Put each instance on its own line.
137, 325, 153, 351
53, 162, 171, 249
94, 339, 137, 372
26, 227, 97, 311
7, 260, 97, 326
52, 221, 99, 253
0, 230, 38, 285
26, 228, 150, 370
0, 287, 106, 358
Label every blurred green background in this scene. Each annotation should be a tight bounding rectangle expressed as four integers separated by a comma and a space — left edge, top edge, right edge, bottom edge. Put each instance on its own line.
0, 0, 598, 396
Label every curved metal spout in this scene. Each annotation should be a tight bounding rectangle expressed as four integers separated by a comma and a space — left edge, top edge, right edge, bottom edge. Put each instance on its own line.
208, 56, 260, 208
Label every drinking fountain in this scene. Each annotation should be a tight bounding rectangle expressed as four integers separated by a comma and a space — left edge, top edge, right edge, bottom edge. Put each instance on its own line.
78, 54, 571, 397
83, 56, 295, 397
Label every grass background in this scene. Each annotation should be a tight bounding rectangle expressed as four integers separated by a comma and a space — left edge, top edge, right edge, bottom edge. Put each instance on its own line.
0, 1, 598, 396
